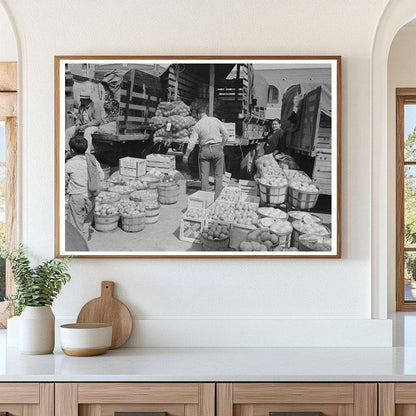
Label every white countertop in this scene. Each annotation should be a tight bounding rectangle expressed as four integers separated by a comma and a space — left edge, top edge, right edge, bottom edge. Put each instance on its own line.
2, 333, 416, 382
3, 314, 416, 382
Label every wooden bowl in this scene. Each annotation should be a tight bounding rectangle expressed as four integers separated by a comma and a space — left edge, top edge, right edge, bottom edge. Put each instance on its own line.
60, 323, 112, 357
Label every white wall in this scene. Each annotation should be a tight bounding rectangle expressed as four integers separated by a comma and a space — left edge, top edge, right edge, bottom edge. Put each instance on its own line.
0, 3, 17, 61
0, 0, 393, 346
387, 25, 416, 312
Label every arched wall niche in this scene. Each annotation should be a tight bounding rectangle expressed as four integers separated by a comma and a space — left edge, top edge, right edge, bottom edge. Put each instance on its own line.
371, 0, 416, 319
0, 1, 18, 61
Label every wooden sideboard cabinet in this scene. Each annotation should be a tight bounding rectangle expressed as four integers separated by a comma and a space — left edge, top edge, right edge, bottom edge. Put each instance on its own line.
0, 381, 388, 416
217, 383, 377, 416
0, 383, 53, 416
55, 383, 215, 416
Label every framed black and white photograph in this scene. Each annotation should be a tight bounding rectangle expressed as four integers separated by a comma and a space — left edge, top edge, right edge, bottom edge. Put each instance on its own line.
55, 56, 341, 258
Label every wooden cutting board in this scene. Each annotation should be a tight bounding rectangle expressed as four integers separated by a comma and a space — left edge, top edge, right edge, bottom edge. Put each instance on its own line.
76, 281, 133, 349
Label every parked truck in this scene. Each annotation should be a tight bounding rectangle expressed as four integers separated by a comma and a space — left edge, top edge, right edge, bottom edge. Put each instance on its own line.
64, 63, 268, 176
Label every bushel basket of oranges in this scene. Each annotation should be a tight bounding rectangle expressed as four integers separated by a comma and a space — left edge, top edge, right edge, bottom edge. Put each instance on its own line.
287, 182, 320, 210
239, 226, 293, 252
201, 222, 230, 251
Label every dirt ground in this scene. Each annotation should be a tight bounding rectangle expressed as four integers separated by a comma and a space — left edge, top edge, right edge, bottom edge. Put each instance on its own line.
85, 151, 332, 253
88, 188, 204, 252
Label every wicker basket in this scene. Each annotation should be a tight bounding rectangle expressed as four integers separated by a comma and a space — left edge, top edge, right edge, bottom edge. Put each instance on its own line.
258, 182, 288, 206
287, 186, 319, 210
291, 221, 330, 249
108, 186, 135, 201
96, 191, 121, 206
288, 210, 321, 224
141, 175, 161, 189
94, 213, 120, 232
298, 234, 332, 252
121, 213, 145, 232
257, 207, 289, 221
145, 205, 160, 224
272, 228, 292, 248
201, 234, 230, 251
157, 182, 180, 204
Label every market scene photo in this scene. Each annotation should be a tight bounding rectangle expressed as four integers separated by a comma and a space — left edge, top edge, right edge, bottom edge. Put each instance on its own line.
61, 60, 337, 255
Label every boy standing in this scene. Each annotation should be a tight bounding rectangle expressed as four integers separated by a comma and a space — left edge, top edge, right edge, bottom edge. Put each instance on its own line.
65, 137, 104, 241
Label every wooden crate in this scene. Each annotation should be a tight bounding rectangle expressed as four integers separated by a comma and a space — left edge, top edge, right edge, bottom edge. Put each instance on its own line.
223, 122, 237, 144
188, 191, 215, 209
239, 179, 258, 197
206, 201, 235, 223
312, 151, 332, 195
146, 154, 176, 173
119, 157, 146, 178
230, 223, 256, 249
209, 171, 232, 187
180, 212, 207, 243
217, 186, 242, 204
238, 195, 260, 208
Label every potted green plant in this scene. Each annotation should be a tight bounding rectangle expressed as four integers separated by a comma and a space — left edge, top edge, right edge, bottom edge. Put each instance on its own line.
1, 245, 71, 354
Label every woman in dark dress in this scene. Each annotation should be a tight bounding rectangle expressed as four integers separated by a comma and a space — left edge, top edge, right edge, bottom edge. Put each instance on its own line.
264, 118, 285, 155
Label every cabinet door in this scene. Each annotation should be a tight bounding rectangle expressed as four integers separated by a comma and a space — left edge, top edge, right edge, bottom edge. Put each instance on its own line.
378, 383, 416, 416
0, 383, 53, 416
217, 383, 377, 416
56, 383, 215, 416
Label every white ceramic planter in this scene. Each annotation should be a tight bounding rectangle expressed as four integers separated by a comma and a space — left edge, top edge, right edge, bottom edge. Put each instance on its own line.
6, 315, 20, 347
19, 306, 55, 354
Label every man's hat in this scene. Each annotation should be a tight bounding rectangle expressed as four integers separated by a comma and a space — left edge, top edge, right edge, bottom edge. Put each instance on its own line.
80, 94, 91, 100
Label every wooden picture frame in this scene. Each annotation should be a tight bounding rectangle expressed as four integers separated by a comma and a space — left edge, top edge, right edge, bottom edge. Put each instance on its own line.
55, 56, 341, 258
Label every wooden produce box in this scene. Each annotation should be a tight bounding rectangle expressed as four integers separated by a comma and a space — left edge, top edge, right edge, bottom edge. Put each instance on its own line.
238, 195, 260, 208
209, 171, 232, 187
239, 179, 258, 197
206, 200, 235, 223
180, 209, 208, 243
188, 191, 215, 209
223, 122, 237, 144
146, 154, 176, 173
312, 151, 332, 195
217, 186, 242, 204
230, 223, 256, 250
119, 157, 146, 178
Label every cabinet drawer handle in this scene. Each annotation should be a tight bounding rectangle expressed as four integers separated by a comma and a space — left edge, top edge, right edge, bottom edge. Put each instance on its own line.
115, 412, 167, 416
270, 413, 324, 416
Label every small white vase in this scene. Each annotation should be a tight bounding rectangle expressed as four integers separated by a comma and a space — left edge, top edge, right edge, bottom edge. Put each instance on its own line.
19, 306, 55, 354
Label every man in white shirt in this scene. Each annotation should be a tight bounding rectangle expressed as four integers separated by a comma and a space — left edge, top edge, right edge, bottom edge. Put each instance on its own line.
183, 107, 228, 198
